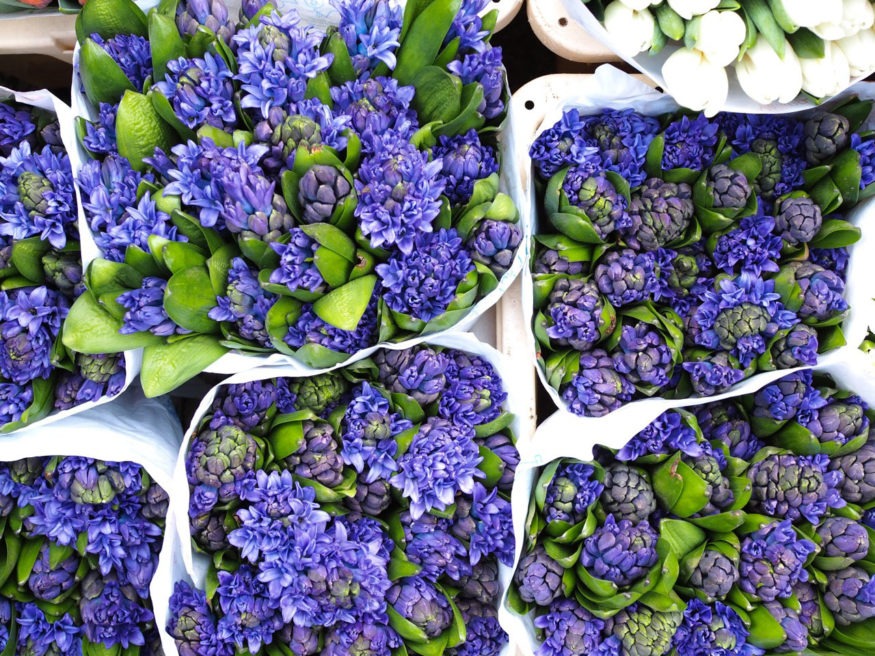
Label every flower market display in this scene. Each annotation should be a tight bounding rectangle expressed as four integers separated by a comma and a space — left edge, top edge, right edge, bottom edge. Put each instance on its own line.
569, 0, 875, 112
0, 94, 127, 432
0, 455, 168, 654
529, 99, 871, 418
168, 342, 518, 656
61, 0, 521, 398
509, 368, 875, 655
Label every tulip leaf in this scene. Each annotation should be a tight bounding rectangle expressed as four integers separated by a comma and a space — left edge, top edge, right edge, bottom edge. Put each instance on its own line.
62, 292, 162, 353
140, 336, 226, 397
312, 274, 376, 331
394, 0, 461, 85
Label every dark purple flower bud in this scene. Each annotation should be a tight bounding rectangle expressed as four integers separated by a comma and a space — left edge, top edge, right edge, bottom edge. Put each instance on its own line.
769, 323, 819, 369
324, 621, 400, 656
478, 432, 519, 493
609, 604, 683, 656
141, 482, 169, 521
387, 576, 452, 639
561, 166, 628, 240
561, 349, 634, 417
210, 380, 276, 436
458, 560, 501, 606
544, 462, 604, 525
752, 370, 815, 422
187, 424, 261, 502
601, 463, 656, 524
829, 444, 875, 504
785, 261, 848, 322
687, 549, 739, 602
763, 602, 809, 653
612, 323, 673, 388
533, 247, 586, 276
748, 453, 845, 524
287, 373, 347, 415
804, 112, 850, 165
707, 163, 752, 210
273, 623, 320, 656
28, 543, 79, 601
56, 457, 130, 505
373, 346, 448, 406
79, 571, 151, 649
433, 129, 499, 206
794, 580, 826, 639
469, 219, 521, 277
739, 520, 816, 602
344, 478, 392, 516
534, 598, 605, 656
581, 514, 658, 586
176, 0, 235, 43
191, 511, 229, 552
407, 528, 471, 582
594, 249, 656, 307
802, 395, 870, 447
673, 599, 756, 655
283, 420, 344, 488
546, 278, 612, 351
824, 566, 875, 625
694, 401, 762, 461
624, 178, 694, 251
775, 195, 822, 245
168, 580, 230, 656
683, 351, 745, 397
817, 517, 869, 561
514, 546, 564, 607
41, 251, 84, 298
297, 164, 353, 225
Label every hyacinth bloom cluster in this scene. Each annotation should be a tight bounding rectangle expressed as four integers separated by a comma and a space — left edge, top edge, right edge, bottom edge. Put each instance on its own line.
511, 369, 875, 655
170, 344, 518, 656
67, 0, 522, 397
0, 456, 167, 654
530, 102, 869, 417
0, 98, 126, 429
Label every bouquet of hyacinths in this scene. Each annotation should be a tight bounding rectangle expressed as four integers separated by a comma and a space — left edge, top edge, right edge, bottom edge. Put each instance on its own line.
166, 340, 519, 656
562, 0, 875, 113
0, 455, 168, 655
507, 365, 875, 656
527, 88, 875, 418
62, 0, 522, 398
0, 90, 129, 433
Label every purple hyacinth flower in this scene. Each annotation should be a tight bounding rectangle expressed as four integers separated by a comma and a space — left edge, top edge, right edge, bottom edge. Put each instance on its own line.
433, 129, 499, 205
118, 277, 182, 337
612, 323, 673, 388
561, 349, 634, 417
580, 514, 658, 586
739, 520, 817, 602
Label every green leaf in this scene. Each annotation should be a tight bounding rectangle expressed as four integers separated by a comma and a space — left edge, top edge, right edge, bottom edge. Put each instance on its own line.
162, 241, 208, 274
411, 66, 462, 125
433, 82, 485, 138
325, 31, 356, 85
140, 336, 227, 397
658, 518, 706, 558
314, 247, 353, 288
79, 37, 135, 105
116, 91, 177, 171
17, 538, 44, 586
549, 211, 606, 244
269, 422, 304, 460
390, 393, 425, 423
747, 603, 787, 649
0, 534, 21, 589
393, 0, 461, 85
299, 223, 357, 262
652, 453, 710, 518
149, 11, 185, 80
473, 411, 514, 438
688, 510, 746, 532
62, 292, 163, 353
291, 343, 354, 369
10, 237, 51, 283
387, 606, 430, 644
810, 219, 862, 249
312, 275, 376, 331
164, 266, 221, 334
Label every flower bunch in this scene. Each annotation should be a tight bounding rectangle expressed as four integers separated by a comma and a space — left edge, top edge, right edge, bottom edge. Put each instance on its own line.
0, 97, 125, 431
530, 102, 869, 417
510, 369, 875, 655
64, 0, 521, 397
169, 343, 518, 656
582, 0, 875, 112
0, 455, 167, 654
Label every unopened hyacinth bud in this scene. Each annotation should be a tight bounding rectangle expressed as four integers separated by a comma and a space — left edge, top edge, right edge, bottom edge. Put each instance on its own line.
752, 370, 814, 422
28, 543, 79, 601
804, 112, 850, 165
689, 454, 735, 515
748, 453, 844, 524
751, 138, 782, 199
594, 249, 655, 307
58, 457, 130, 505
770, 323, 819, 369
533, 248, 586, 276
824, 566, 875, 625
288, 373, 346, 415
10, 457, 45, 486
176, 0, 234, 42
345, 478, 392, 516
804, 395, 870, 447
688, 548, 739, 602
609, 604, 683, 656
191, 511, 228, 552
373, 346, 448, 406
581, 514, 658, 587
817, 517, 869, 562
77, 353, 124, 388
470, 219, 522, 277
543, 462, 603, 525
297, 164, 353, 224
514, 546, 564, 607
534, 598, 605, 656
458, 560, 501, 606
625, 178, 694, 251
17, 170, 53, 216
274, 623, 320, 656
283, 420, 344, 488
187, 424, 260, 502
211, 380, 276, 436
764, 602, 809, 653
561, 166, 627, 239
142, 482, 169, 521
612, 323, 673, 388
274, 115, 322, 164
707, 163, 752, 210
794, 581, 826, 639
546, 278, 611, 351
168, 580, 219, 656
829, 444, 875, 504
41, 251, 83, 297
387, 576, 452, 639
695, 401, 762, 461
786, 261, 848, 323
739, 520, 817, 602
562, 349, 634, 417
775, 195, 822, 245
600, 463, 656, 523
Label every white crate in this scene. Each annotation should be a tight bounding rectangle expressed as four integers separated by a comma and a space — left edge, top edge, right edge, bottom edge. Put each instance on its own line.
527, 0, 618, 63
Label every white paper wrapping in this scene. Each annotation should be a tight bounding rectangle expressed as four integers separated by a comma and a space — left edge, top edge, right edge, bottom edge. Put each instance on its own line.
66, 0, 529, 383
515, 67, 875, 440
558, 0, 875, 114
0, 85, 141, 434
152, 332, 525, 656
502, 345, 875, 655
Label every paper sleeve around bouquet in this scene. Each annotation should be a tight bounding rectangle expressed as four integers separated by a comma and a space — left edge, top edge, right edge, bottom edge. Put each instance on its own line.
63, 0, 528, 399
501, 343, 875, 655
153, 330, 525, 656
0, 86, 141, 435
517, 66, 875, 426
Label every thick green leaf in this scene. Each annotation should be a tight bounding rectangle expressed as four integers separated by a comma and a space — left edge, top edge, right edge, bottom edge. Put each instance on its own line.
312, 275, 376, 331
411, 66, 462, 125
62, 292, 163, 353
164, 266, 221, 334
140, 336, 227, 397
394, 0, 461, 84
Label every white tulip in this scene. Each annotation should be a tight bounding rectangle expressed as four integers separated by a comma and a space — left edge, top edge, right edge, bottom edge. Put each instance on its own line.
692, 11, 746, 67
800, 41, 851, 97
779, 0, 842, 29
735, 37, 804, 105
603, 2, 656, 56
666, 0, 719, 20
617, 0, 662, 10
836, 26, 875, 77
812, 0, 875, 40
661, 47, 729, 116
